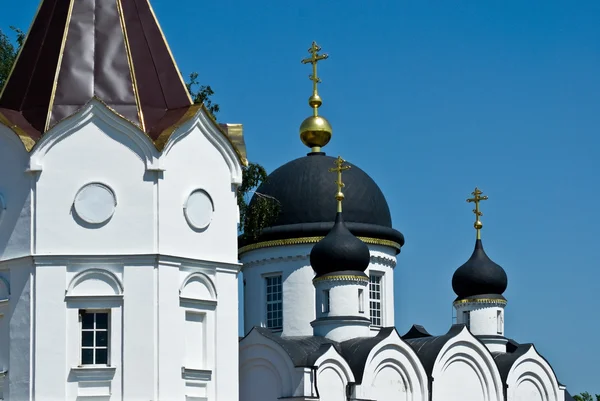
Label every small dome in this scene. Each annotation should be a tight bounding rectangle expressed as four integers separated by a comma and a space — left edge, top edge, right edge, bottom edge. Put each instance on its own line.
310, 212, 370, 277
452, 240, 508, 299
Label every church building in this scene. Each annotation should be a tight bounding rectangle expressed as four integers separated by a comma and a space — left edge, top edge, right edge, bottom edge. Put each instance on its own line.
238, 44, 576, 401
0, 0, 576, 401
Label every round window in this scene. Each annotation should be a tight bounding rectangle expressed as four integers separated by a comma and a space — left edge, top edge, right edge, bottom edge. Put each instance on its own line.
184, 189, 214, 230
73, 183, 117, 225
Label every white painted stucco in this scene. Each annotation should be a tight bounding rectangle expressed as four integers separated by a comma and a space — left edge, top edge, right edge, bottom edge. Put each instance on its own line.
0, 101, 242, 401
506, 346, 560, 401
240, 243, 397, 337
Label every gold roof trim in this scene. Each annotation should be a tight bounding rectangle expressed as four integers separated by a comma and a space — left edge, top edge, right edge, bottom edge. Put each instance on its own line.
144, 0, 193, 105
453, 298, 507, 306
312, 274, 369, 283
238, 236, 401, 255
44, 0, 75, 132
0, 100, 248, 167
116, 0, 145, 132
0, 110, 36, 151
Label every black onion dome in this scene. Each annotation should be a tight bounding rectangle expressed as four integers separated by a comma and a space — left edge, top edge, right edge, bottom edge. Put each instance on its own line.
452, 239, 508, 299
310, 212, 371, 277
239, 153, 404, 251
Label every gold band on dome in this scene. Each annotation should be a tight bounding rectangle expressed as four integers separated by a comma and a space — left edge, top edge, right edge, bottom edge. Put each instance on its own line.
312, 274, 369, 283
453, 298, 507, 306
238, 236, 401, 255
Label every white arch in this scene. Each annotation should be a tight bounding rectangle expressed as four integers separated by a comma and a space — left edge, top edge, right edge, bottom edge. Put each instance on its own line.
239, 331, 297, 397
507, 347, 560, 401
29, 99, 161, 171
179, 272, 217, 301
66, 268, 124, 297
432, 327, 503, 401
314, 345, 356, 383
161, 107, 243, 185
361, 330, 428, 401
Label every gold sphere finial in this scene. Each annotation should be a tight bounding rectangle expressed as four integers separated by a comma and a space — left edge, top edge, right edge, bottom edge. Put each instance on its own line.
300, 41, 332, 153
466, 187, 489, 240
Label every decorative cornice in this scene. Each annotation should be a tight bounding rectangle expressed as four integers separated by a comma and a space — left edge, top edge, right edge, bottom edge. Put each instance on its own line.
312, 274, 369, 284
241, 253, 396, 269
239, 236, 401, 255
453, 298, 508, 307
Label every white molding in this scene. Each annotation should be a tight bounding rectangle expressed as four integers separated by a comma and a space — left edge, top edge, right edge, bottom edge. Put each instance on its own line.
180, 272, 218, 300
28, 99, 161, 171
181, 367, 212, 381
69, 366, 116, 381
64, 294, 123, 303
0, 254, 241, 272
162, 109, 243, 185
66, 268, 124, 296
242, 253, 396, 269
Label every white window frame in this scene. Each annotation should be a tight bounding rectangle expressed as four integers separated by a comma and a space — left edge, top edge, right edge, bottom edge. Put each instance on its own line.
463, 311, 471, 329
369, 272, 384, 327
79, 309, 110, 366
322, 290, 330, 313
358, 289, 364, 313
264, 274, 283, 331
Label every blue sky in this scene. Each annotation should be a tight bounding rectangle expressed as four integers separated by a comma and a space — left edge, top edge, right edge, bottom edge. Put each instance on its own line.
3, 0, 599, 394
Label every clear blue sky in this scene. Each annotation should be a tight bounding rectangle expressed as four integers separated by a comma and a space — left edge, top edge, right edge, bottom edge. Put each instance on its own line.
3, 0, 599, 394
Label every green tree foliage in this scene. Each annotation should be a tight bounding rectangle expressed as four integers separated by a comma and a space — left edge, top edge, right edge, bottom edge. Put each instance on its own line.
186, 72, 220, 118
237, 163, 280, 240
574, 392, 600, 401
0, 26, 24, 91
184, 72, 279, 238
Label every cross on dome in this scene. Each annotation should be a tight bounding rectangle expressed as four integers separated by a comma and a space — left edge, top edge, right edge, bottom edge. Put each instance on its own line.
466, 187, 488, 239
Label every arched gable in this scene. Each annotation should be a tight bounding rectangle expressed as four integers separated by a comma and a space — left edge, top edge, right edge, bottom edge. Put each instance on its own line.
432, 327, 503, 401
361, 330, 428, 401
161, 108, 243, 185
506, 346, 560, 401
29, 99, 161, 172
314, 346, 355, 401
180, 272, 217, 302
66, 268, 123, 298
0, 276, 9, 300
239, 329, 297, 398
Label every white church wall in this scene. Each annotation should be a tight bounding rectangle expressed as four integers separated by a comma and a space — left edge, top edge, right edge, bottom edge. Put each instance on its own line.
241, 244, 397, 337
159, 115, 240, 263
431, 327, 503, 401
314, 347, 354, 401
359, 331, 428, 401
0, 126, 31, 261
32, 106, 156, 256
214, 268, 240, 401
239, 331, 297, 401
241, 244, 314, 337
506, 347, 560, 401
122, 262, 156, 401
4, 258, 33, 401
366, 244, 397, 329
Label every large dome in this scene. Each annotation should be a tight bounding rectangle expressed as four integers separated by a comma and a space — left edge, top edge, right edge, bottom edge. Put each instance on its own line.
239, 152, 404, 252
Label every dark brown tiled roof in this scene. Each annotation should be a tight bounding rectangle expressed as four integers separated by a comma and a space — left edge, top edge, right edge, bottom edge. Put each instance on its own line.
0, 0, 245, 162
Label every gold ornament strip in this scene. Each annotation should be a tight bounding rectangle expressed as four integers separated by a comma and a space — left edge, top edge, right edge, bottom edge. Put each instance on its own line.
312, 274, 368, 283
453, 298, 507, 306
238, 236, 401, 255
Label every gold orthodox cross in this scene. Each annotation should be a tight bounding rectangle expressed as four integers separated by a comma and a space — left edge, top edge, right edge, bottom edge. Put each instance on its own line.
329, 156, 351, 212
466, 187, 488, 239
301, 42, 329, 100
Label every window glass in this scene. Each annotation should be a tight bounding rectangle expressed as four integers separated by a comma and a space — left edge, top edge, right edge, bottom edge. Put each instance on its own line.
265, 275, 283, 330
369, 274, 383, 326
